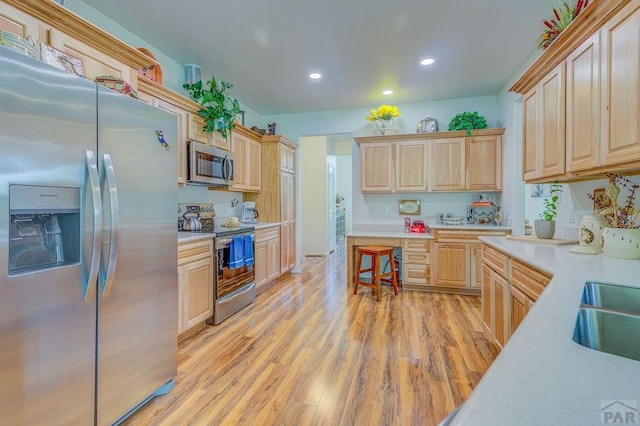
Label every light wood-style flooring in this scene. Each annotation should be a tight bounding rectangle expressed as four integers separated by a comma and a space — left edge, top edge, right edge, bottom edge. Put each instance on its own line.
123, 242, 494, 425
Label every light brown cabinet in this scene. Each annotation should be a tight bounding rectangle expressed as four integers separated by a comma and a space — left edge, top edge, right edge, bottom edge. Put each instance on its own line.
481, 243, 552, 352
254, 226, 280, 290
566, 33, 601, 173
355, 129, 504, 193
522, 63, 566, 181
466, 135, 503, 191
401, 239, 431, 290
600, 0, 640, 167
511, 0, 640, 181
186, 113, 211, 146
431, 138, 465, 191
48, 28, 138, 90
230, 127, 261, 192
178, 239, 214, 335
432, 230, 509, 293
245, 135, 297, 275
0, 1, 46, 41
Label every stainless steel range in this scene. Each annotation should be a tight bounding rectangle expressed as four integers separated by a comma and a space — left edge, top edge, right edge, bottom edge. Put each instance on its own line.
178, 204, 255, 324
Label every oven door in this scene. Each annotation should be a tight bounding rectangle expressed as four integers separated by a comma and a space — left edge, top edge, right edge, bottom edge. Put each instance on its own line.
187, 141, 234, 186
215, 234, 255, 300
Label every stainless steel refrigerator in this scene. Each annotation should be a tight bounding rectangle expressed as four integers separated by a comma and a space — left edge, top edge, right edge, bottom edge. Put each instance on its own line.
0, 46, 178, 425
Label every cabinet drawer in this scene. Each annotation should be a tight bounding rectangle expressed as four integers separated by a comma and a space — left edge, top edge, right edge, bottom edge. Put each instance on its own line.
403, 264, 430, 284
404, 252, 430, 265
434, 230, 508, 243
255, 227, 279, 243
402, 239, 431, 253
510, 260, 551, 302
351, 237, 400, 246
483, 245, 509, 276
178, 239, 213, 263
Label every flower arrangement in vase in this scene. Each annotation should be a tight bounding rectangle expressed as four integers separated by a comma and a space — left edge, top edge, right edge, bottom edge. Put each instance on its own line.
366, 105, 399, 135
589, 173, 640, 259
538, 0, 589, 50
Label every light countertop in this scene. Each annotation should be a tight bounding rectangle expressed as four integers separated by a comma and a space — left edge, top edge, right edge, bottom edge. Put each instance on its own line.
347, 224, 511, 240
452, 237, 640, 426
178, 232, 213, 243
347, 230, 434, 240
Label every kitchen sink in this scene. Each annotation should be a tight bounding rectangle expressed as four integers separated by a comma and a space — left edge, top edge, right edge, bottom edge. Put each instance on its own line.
573, 307, 640, 362
582, 282, 640, 315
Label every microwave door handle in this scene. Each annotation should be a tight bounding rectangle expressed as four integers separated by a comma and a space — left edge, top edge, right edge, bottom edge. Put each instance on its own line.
224, 155, 232, 183
100, 153, 119, 297
84, 150, 103, 302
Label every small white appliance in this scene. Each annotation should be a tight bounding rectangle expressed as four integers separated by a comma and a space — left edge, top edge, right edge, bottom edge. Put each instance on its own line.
241, 201, 259, 223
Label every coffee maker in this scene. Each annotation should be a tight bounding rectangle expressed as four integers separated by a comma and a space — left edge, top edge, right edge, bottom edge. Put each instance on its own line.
241, 201, 259, 223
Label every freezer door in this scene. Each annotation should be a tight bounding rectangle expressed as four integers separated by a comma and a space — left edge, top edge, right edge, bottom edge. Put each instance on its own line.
0, 47, 98, 424
96, 87, 178, 425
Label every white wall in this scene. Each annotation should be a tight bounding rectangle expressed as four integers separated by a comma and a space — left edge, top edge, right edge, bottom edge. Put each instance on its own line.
300, 136, 329, 255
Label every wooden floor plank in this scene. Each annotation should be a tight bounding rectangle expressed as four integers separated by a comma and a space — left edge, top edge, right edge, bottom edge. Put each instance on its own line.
121, 241, 494, 426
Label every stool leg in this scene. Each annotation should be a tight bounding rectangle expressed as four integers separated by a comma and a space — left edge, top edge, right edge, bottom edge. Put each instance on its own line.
390, 253, 399, 295
374, 254, 381, 302
353, 251, 363, 294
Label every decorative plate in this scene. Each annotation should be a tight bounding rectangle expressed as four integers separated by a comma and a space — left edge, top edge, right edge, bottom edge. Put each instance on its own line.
136, 47, 163, 84
399, 200, 421, 215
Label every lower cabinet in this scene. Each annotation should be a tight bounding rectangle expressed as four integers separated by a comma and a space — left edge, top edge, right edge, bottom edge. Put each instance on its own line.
177, 239, 214, 335
254, 226, 280, 290
401, 239, 431, 290
481, 243, 551, 351
432, 230, 510, 292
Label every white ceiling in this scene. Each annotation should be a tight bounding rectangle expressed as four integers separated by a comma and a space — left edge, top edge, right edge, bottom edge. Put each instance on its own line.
80, 0, 550, 115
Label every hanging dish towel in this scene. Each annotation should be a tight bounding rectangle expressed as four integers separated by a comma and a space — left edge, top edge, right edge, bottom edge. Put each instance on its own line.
243, 234, 254, 267
229, 236, 245, 269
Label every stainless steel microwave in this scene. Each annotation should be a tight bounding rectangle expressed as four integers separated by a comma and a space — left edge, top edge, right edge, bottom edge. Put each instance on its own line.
187, 140, 234, 186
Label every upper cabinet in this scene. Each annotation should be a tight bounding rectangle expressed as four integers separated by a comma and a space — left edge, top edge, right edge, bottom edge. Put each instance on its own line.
0, 2, 46, 40
355, 129, 504, 193
510, 0, 640, 182
230, 126, 261, 192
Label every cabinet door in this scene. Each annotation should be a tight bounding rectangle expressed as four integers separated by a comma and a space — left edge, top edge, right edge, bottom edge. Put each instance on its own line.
360, 143, 394, 192
280, 144, 295, 173
48, 29, 137, 90
466, 135, 502, 190
600, 1, 640, 166
213, 131, 230, 151
539, 63, 566, 178
481, 264, 492, 337
492, 270, 508, 349
268, 237, 281, 281
187, 113, 211, 145
184, 257, 213, 330
395, 140, 428, 191
280, 222, 289, 274
566, 33, 601, 172
231, 132, 248, 191
433, 242, 469, 287
155, 99, 188, 185
254, 240, 268, 289
247, 139, 262, 191
431, 138, 465, 191
522, 87, 539, 180
0, 2, 43, 40
470, 244, 483, 288
509, 284, 530, 339
288, 218, 296, 270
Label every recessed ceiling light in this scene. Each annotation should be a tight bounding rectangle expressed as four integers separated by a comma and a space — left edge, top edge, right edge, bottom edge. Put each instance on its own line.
420, 58, 435, 66
309, 72, 322, 80
382, 89, 393, 95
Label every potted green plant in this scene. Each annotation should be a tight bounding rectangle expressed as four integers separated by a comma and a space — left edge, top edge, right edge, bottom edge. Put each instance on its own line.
534, 181, 563, 239
183, 75, 241, 140
448, 111, 488, 136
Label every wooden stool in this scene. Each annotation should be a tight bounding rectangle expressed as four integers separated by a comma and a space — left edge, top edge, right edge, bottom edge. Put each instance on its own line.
353, 245, 399, 301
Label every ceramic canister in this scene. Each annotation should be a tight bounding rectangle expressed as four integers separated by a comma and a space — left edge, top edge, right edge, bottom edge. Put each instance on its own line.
579, 214, 609, 252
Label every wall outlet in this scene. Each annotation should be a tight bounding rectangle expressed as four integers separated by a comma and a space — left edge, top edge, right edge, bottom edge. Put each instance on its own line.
384, 204, 395, 214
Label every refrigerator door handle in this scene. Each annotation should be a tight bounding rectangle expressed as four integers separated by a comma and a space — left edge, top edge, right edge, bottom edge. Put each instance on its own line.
84, 150, 102, 301
100, 153, 119, 297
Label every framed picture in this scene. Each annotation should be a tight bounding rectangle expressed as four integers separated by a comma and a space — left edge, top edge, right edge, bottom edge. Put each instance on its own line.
530, 184, 551, 198
40, 44, 84, 77
593, 188, 610, 211
399, 200, 421, 215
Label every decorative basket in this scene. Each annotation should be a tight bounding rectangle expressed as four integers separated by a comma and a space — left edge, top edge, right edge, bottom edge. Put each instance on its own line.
136, 47, 163, 84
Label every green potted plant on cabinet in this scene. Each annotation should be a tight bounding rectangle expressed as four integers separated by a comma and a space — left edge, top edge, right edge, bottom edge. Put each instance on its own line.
534, 181, 563, 239
183, 75, 241, 140
448, 111, 488, 136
